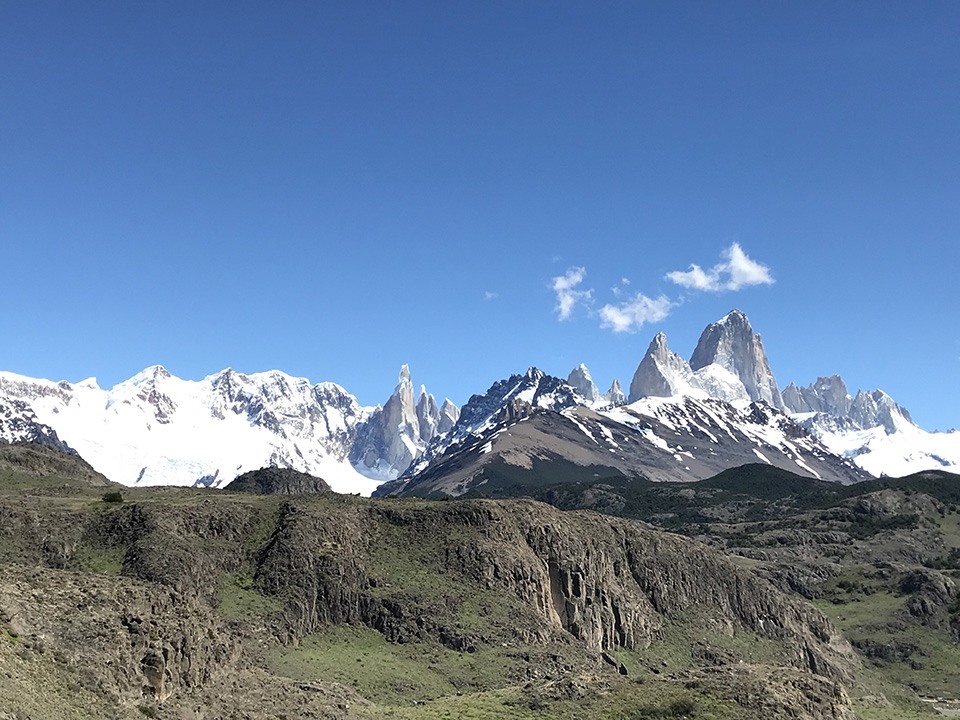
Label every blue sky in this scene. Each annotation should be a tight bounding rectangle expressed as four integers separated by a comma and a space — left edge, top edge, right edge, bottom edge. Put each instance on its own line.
2, 1, 958, 430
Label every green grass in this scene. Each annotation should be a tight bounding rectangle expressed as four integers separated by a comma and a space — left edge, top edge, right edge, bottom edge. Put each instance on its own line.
266, 624, 519, 705
217, 571, 282, 619
813, 566, 960, 700
69, 544, 124, 575
934, 512, 960, 551
612, 618, 788, 679
351, 688, 546, 720
855, 707, 943, 719
349, 675, 744, 720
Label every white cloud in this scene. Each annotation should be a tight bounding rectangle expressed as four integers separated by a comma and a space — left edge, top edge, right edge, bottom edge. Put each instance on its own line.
551, 267, 592, 320
483, 291, 498, 301
599, 293, 674, 333
666, 243, 773, 292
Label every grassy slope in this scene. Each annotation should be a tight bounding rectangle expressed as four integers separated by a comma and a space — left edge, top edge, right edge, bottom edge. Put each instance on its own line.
3, 453, 958, 718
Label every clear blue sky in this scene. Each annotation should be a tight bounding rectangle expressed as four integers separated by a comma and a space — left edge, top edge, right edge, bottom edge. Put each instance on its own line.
2, 1, 958, 430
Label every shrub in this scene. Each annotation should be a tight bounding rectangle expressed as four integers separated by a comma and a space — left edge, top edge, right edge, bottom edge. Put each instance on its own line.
101, 490, 124, 503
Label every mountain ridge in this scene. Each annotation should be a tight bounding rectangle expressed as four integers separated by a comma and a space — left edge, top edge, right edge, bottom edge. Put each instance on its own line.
1, 309, 957, 491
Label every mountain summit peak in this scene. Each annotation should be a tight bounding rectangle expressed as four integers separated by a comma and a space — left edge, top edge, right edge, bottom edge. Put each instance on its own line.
690, 310, 783, 409
567, 364, 602, 404
718, 308, 749, 326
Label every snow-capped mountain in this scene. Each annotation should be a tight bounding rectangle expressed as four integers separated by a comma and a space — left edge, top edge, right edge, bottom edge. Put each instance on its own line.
689, 309, 784, 409
567, 364, 603, 405
2, 308, 955, 495
397, 367, 580, 483
627, 332, 750, 405
0, 397, 73, 454
783, 376, 959, 477
375, 365, 865, 498
384, 308, 957, 495
625, 310, 959, 477
0, 366, 458, 494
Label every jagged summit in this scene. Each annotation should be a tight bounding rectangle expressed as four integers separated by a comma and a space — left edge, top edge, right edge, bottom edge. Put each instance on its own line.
438, 398, 460, 434
567, 364, 602, 404
783, 376, 915, 435
783, 375, 852, 417
350, 364, 445, 480
690, 310, 784, 409
1, 309, 956, 492
717, 308, 749, 326
628, 332, 698, 402
394, 367, 580, 485
605, 378, 626, 406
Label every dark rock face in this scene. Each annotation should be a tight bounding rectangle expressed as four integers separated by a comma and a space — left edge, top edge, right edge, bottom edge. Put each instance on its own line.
390, 368, 581, 490
0, 399, 75, 455
223, 467, 332, 495
690, 309, 784, 409
0, 442, 108, 485
251, 498, 858, 683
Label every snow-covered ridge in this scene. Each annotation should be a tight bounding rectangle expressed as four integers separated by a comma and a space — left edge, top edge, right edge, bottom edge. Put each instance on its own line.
2, 309, 956, 492
402, 367, 579, 479
0, 366, 458, 495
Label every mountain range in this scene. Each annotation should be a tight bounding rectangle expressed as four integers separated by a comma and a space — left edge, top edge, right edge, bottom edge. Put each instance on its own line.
1, 310, 957, 493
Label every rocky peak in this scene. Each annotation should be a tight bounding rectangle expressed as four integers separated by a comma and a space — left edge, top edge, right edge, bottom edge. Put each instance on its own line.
850, 389, 914, 434
437, 398, 460, 435
416, 386, 440, 443
351, 365, 423, 476
783, 375, 915, 435
397, 368, 580, 483
783, 376, 852, 417
689, 310, 784, 409
120, 365, 178, 424
629, 332, 698, 402
567, 364, 602, 404
605, 378, 626, 406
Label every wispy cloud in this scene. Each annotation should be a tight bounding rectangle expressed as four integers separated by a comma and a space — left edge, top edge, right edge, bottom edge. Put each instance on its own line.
611, 277, 631, 298
599, 293, 675, 333
483, 291, 498, 301
551, 267, 593, 320
666, 243, 773, 292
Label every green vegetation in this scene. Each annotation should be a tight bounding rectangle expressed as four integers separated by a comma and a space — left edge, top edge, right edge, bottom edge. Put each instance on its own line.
814, 565, 960, 700
4, 444, 960, 719
267, 625, 518, 705
69, 543, 124, 575
217, 571, 282, 619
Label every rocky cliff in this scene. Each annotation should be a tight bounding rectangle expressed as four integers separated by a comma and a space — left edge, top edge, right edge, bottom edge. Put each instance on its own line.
689, 309, 784, 409
0, 452, 865, 718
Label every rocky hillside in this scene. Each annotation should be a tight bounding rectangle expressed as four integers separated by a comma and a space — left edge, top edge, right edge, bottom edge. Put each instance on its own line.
223, 466, 332, 495
0, 443, 871, 720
